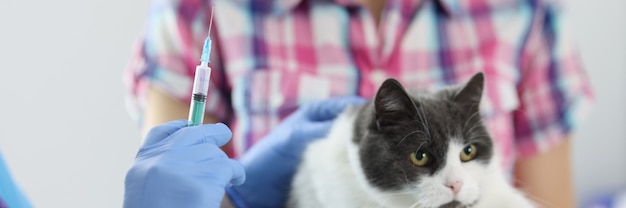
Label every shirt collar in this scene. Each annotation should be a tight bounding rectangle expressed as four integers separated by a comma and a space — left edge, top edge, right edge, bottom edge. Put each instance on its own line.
270, 0, 460, 16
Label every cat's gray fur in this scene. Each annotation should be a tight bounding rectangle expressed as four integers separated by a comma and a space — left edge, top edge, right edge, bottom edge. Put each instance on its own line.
352, 73, 493, 191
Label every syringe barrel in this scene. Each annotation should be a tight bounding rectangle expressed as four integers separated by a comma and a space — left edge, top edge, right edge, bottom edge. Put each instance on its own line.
187, 65, 212, 126
191, 65, 211, 97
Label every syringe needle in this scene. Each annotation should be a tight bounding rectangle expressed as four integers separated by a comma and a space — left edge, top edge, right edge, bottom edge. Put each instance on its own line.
208, 4, 215, 37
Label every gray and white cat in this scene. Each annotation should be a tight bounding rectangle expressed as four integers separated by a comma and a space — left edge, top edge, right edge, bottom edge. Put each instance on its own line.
288, 73, 536, 208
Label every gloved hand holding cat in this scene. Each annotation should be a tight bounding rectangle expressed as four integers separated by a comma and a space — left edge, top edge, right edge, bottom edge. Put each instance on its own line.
226, 96, 366, 208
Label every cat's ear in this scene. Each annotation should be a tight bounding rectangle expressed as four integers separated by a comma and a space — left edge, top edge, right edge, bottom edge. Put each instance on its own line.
374, 78, 418, 128
453, 72, 484, 110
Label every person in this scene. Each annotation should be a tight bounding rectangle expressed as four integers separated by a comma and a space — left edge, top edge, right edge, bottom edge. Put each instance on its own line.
124, 0, 594, 207
0, 152, 32, 208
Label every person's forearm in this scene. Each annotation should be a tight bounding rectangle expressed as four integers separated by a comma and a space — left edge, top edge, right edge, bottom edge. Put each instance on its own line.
514, 139, 576, 207
143, 85, 219, 136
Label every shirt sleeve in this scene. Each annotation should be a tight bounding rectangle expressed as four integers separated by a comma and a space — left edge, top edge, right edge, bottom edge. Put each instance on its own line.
513, 1, 594, 158
123, 0, 232, 127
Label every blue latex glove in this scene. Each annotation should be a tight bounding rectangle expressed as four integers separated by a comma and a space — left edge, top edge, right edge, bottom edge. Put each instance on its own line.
124, 120, 245, 208
226, 96, 366, 208
586, 189, 626, 208
0, 151, 32, 208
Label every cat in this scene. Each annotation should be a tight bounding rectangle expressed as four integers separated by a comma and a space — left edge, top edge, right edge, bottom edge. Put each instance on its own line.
287, 72, 536, 208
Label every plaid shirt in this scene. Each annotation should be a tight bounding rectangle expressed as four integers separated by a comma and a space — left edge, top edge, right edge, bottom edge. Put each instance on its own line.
125, 0, 593, 172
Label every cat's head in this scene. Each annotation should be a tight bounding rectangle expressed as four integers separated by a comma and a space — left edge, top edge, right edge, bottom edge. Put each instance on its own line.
353, 72, 493, 208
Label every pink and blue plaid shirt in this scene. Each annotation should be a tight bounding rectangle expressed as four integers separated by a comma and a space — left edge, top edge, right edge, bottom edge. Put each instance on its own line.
125, 0, 593, 172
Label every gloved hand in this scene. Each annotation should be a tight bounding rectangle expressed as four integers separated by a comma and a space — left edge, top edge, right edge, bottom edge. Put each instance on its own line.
226, 96, 366, 208
0, 151, 32, 208
124, 120, 245, 208
587, 189, 626, 208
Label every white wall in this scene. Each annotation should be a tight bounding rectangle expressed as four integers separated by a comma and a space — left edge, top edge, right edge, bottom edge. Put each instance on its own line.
568, 0, 626, 204
0, 0, 623, 207
0, 0, 149, 207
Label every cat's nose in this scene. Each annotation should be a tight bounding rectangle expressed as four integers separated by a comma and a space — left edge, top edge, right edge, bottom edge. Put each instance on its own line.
445, 180, 463, 195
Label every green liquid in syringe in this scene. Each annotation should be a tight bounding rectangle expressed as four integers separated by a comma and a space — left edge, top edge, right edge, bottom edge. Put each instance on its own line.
189, 93, 207, 126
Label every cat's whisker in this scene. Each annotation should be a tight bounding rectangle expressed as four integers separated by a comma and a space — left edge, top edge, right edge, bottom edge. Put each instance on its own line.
413, 111, 431, 139
365, 195, 397, 208
381, 192, 422, 208
463, 110, 481, 132
364, 201, 383, 208
463, 109, 484, 133
395, 130, 426, 147
467, 132, 490, 139
411, 96, 431, 140
466, 117, 484, 131
466, 123, 486, 137
373, 191, 422, 208
377, 189, 417, 196
398, 166, 412, 186
416, 97, 432, 139
408, 200, 421, 208
412, 142, 426, 154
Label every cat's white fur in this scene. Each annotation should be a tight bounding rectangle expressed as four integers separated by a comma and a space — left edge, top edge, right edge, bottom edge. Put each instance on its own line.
289, 107, 536, 208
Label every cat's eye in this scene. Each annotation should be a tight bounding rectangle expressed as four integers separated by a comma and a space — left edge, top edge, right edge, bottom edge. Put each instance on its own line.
460, 144, 477, 162
410, 150, 430, 166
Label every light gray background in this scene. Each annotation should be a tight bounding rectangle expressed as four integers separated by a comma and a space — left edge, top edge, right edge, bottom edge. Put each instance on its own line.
0, 0, 624, 207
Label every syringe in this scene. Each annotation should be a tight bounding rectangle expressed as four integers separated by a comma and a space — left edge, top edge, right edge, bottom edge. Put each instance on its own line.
187, 5, 215, 126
